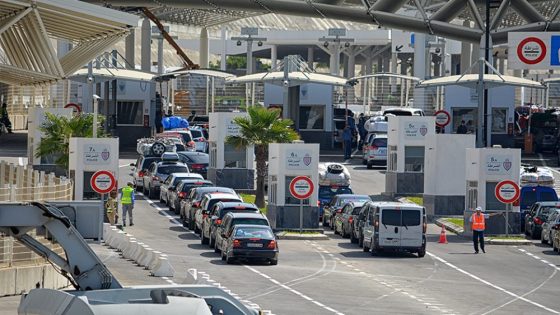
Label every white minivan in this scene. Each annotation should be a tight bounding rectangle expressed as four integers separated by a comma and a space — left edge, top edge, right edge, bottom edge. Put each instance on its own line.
362, 202, 426, 257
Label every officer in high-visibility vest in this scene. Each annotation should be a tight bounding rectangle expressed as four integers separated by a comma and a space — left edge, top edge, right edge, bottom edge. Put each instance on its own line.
105, 190, 118, 225
120, 182, 135, 227
469, 206, 499, 254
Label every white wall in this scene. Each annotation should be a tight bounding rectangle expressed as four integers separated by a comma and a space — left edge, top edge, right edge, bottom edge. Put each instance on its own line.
424, 134, 475, 196
208, 112, 254, 170
387, 116, 436, 173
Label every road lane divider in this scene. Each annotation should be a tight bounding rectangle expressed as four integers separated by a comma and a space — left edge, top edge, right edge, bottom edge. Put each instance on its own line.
428, 251, 559, 314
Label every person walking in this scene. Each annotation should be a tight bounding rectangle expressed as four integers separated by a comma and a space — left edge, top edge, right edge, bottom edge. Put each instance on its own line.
120, 182, 135, 227
357, 113, 367, 150
469, 206, 499, 254
1, 103, 13, 134
456, 120, 468, 134
105, 190, 118, 225
342, 125, 352, 160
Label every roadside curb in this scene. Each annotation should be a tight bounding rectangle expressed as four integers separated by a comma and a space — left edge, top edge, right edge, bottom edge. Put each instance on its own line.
276, 232, 329, 240
435, 219, 533, 245
485, 238, 533, 245
435, 219, 464, 235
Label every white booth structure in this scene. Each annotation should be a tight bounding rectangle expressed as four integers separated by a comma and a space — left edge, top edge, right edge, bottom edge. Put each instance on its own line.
267, 143, 320, 229
464, 148, 521, 235
424, 134, 475, 217
28, 107, 72, 173
207, 112, 255, 190
69, 137, 119, 201
386, 116, 435, 195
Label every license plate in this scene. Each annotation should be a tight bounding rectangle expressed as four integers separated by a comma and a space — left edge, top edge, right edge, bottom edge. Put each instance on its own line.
247, 243, 263, 248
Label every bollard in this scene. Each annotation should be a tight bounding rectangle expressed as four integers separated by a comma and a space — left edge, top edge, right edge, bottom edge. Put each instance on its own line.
141, 248, 156, 270
131, 242, 145, 263
102, 223, 110, 240
148, 251, 163, 270
137, 245, 151, 267
150, 257, 175, 277
123, 240, 138, 259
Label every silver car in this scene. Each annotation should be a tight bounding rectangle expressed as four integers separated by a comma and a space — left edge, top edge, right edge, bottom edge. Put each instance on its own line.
142, 161, 190, 199
131, 156, 162, 191
364, 134, 387, 169
159, 172, 200, 205
189, 127, 209, 153
541, 209, 560, 245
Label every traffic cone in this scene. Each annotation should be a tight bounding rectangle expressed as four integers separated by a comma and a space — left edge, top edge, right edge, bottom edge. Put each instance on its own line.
438, 225, 448, 244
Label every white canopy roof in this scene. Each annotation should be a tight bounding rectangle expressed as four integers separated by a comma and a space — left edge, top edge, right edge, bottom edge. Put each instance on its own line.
0, 0, 138, 86
226, 71, 348, 87
69, 68, 156, 83
350, 73, 420, 82
417, 74, 546, 89
155, 69, 236, 81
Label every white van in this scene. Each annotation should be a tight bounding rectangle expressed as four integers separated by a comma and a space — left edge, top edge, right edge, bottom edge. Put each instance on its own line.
382, 107, 425, 116
362, 202, 426, 257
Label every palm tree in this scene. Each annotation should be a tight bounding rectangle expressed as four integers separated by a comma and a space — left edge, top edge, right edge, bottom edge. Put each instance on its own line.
226, 106, 299, 208
36, 112, 104, 172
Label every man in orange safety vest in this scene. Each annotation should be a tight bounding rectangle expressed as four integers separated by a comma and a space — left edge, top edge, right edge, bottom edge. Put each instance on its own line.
469, 206, 499, 254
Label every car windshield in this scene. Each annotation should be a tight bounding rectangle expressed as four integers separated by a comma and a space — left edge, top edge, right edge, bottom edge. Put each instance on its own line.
338, 196, 370, 205
158, 165, 189, 175
319, 187, 353, 199
142, 157, 161, 169
190, 130, 203, 138
234, 227, 273, 238
181, 182, 213, 192
184, 154, 209, 164
540, 206, 558, 216
372, 138, 388, 147
232, 218, 268, 227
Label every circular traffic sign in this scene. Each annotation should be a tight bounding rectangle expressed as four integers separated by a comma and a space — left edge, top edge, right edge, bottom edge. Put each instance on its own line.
289, 176, 314, 200
64, 103, 82, 114
434, 110, 451, 127
495, 180, 520, 204
516, 37, 546, 65
90, 170, 117, 194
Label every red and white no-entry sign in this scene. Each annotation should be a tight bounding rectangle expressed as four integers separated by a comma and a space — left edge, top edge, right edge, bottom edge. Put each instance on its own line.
90, 170, 117, 194
289, 176, 314, 200
434, 110, 451, 127
495, 180, 520, 204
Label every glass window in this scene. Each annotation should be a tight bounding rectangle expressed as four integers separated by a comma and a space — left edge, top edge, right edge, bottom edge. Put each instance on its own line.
539, 206, 556, 217
381, 210, 401, 226
402, 211, 421, 226
372, 138, 387, 147
190, 130, 203, 138
485, 182, 506, 211
404, 146, 424, 172
540, 191, 557, 202
285, 176, 310, 205
491, 108, 507, 133
235, 227, 273, 238
232, 218, 269, 226
158, 165, 189, 175
352, 207, 362, 215
452, 108, 477, 134
299, 105, 325, 130
337, 196, 371, 205
117, 101, 143, 125
224, 143, 246, 168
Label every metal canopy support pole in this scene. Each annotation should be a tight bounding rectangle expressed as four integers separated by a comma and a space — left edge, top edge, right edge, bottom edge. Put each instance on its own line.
157, 37, 164, 74
211, 77, 215, 113
205, 77, 210, 115
220, 27, 227, 71
484, 0, 492, 147
247, 39, 253, 75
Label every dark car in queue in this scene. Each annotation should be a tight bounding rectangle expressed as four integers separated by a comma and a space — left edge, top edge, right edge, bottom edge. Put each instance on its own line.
168, 179, 213, 213
352, 201, 375, 246
142, 160, 189, 199
220, 224, 278, 265
131, 156, 161, 191
198, 193, 243, 239
324, 194, 372, 229
177, 151, 209, 178
334, 201, 367, 238
541, 209, 560, 245
159, 173, 202, 205
203, 202, 259, 251
525, 201, 560, 239
180, 186, 237, 229
318, 185, 353, 222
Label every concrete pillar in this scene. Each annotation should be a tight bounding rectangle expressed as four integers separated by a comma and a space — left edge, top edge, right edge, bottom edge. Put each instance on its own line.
307, 47, 314, 70
343, 54, 349, 77
365, 56, 373, 75
471, 43, 480, 74
157, 38, 164, 74
348, 53, 356, 78
498, 57, 505, 74
413, 33, 427, 111
220, 27, 227, 71
125, 31, 135, 69
141, 18, 151, 72
271, 45, 278, 69
329, 45, 340, 76
199, 27, 209, 68
460, 21, 472, 74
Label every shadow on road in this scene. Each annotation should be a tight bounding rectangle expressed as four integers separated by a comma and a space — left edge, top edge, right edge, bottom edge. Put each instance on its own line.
177, 233, 199, 241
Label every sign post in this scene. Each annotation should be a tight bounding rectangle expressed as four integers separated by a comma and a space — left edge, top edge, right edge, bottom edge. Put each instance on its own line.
289, 176, 314, 233
495, 180, 521, 237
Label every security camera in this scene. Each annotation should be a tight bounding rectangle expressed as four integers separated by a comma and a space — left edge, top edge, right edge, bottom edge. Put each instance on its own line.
93, 94, 101, 100
283, 80, 289, 87
323, 41, 329, 48
344, 42, 350, 48
236, 40, 242, 46
257, 41, 263, 47
87, 76, 94, 83
435, 47, 441, 54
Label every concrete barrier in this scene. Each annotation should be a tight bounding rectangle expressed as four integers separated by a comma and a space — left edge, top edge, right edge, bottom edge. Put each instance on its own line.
104, 227, 117, 246
137, 245, 151, 267
150, 257, 175, 277
102, 223, 110, 240
148, 251, 163, 270
131, 242, 145, 263
0, 268, 16, 296
112, 231, 127, 250
122, 240, 137, 259
15, 266, 43, 294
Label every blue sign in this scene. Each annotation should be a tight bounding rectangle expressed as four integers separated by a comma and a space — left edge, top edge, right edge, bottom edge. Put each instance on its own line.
551, 35, 560, 66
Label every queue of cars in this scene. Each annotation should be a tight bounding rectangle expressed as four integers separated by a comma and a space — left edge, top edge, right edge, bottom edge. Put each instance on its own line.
524, 201, 560, 254
132, 146, 279, 265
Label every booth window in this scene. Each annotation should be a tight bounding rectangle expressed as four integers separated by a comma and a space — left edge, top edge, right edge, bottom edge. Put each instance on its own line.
404, 146, 424, 172
491, 108, 507, 134
224, 143, 246, 168
285, 176, 310, 205
452, 108, 477, 134
388, 146, 397, 171
299, 105, 324, 130
485, 182, 506, 210
466, 181, 478, 211
117, 101, 143, 125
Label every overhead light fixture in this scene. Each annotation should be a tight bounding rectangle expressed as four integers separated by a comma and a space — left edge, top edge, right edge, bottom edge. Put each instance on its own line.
344, 42, 350, 48
236, 40, 242, 46
323, 41, 329, 48
257, 41, 263, 47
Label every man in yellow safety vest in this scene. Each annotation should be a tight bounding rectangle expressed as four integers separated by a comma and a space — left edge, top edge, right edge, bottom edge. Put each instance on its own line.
120, 182, 135, 227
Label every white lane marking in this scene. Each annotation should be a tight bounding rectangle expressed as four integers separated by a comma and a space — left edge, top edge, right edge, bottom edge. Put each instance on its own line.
517, 248, 560, 271
428, 252, 559, 314
244, 265, 345, 315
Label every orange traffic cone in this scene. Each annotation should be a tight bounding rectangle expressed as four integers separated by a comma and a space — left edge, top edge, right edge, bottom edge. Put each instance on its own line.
438, 225, 448, 244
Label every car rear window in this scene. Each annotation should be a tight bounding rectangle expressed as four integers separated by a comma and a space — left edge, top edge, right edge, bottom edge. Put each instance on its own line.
190, 130, 203, 138
539, 206, 557, 216
319, 187, 353, 199
372, 138, 387, 147
384, 110, 412, 116
338, 197, 370, 205
402, 211, 421, 226
522, 191, 537, 207
381, 210, 421, 226
142, 157, 161, 169
219, 207, 257, 218
381, 210, 400, 226
178, 133, 192, 143
232, 218, 268, 226
540, 192, 558, 202
195, 188, 236, 200
158, 165, 189, 175
172, 177, 191, 186
235, 227, 273, 238
181, 182, 213, 192
186, 154, 209, 164
207, 198, 241, 210
351, 207, 362, 215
